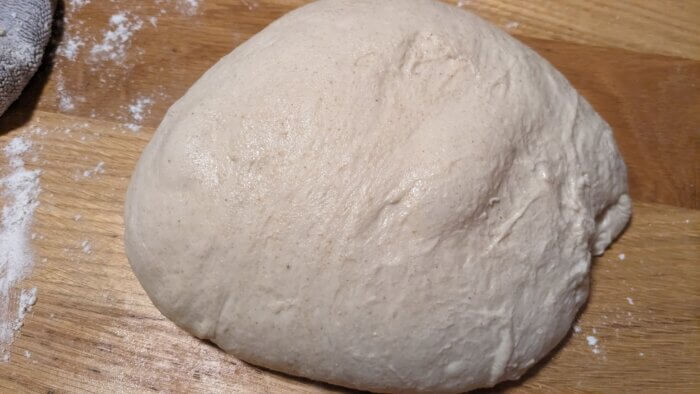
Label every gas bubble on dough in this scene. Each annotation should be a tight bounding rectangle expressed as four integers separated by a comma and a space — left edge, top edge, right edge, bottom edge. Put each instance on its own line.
124, 0, 631, 392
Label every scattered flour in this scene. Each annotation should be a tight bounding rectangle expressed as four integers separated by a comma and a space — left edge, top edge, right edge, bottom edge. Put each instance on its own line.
176, 0, 202, 15
125, 123, 142, 132
128, 96, 154, 123
573, 324, 582, 333
16, 288, 37, 328
586, 335, 601, 354
242, 0, 259, 11
504, 21, 520, 31
618, 253, 626, 261
0, 137, 41, 362
83, 161, 105, 178
56, 74, 75, 112
123, 96, 154, 132
456, 0, 472, 7
89, 12, 144, 64
58, 0, 89, 64
29, 127, 48, 137
57, 37, 85, 61
67, 0, 92, 12
81, 240, 92, 254
626, 297, 634, 305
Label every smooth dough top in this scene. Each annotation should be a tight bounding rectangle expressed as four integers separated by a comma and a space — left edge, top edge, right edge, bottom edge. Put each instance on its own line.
125, 0, 631, 392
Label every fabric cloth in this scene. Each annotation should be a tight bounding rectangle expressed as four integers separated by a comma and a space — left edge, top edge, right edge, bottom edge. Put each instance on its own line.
0, 0, 53, 116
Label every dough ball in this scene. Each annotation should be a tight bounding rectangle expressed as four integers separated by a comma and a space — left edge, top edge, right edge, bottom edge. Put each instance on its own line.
125, 0, 631, 392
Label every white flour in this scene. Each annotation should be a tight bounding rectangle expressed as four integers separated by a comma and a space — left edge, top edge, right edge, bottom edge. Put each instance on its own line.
128, 96, 154, 123
67, 0, 92, 12
242, 0, 259, 11
586, 335, 601, 354
81, 240, 92, 254
56, 2, 88, 64
125, 123, 142, 132
122, 96, 155, 132
176, 0, 202, 16
57, 36, 85, 61
0, 137, 42, 362
15, 288, 37, 328
56, 74, 76, 112
89, 12, 144, 64
83, 161, 105, 178
504, 21, 520, 31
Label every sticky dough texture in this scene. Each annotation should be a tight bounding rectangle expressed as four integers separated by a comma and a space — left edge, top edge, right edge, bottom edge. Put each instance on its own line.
125, 0, 631, 392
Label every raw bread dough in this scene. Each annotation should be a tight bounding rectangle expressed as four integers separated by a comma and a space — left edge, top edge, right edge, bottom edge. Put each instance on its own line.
125, 0, 631, 392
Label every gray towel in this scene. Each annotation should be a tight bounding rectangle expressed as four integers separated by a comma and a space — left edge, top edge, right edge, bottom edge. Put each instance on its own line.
0, 0, 53, 116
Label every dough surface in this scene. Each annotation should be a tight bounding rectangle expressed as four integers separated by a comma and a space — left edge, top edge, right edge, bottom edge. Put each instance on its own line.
125, 0, 631, 392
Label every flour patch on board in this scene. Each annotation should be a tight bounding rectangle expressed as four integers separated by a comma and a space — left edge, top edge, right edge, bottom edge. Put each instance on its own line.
128, 96, 154, 123
56, 73, 76, 112
82, 161, 105, 178
182, 0, 202, 15
57, 36, 85, 61
89, 12, 143, 64
0, 137, 42, 362
67, 0, 91, 12
81, 240, 92, 254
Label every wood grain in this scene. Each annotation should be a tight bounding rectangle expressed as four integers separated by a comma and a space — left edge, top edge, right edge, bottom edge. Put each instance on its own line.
447, 0, 700, 61
0, 0, 699, 392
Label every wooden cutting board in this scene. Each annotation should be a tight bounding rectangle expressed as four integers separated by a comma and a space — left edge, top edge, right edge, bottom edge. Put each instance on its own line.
1, 1, 698, 392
